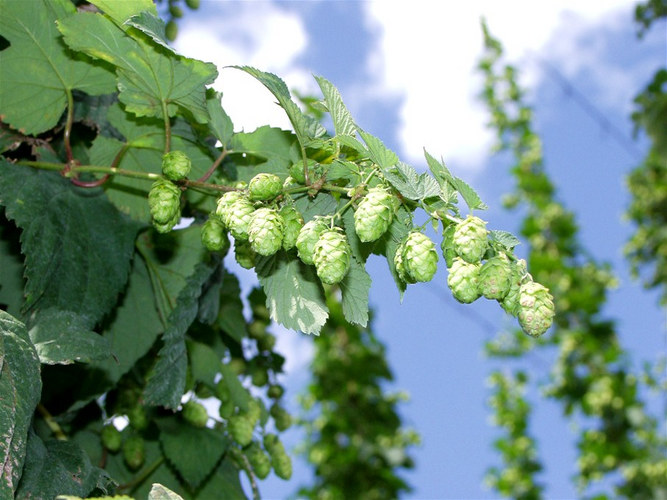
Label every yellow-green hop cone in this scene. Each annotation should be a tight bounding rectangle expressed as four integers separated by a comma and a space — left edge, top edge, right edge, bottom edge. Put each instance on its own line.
201, 217, 229, 254
123, 435, 145, 471
279, 205, 304, 250
215, 191, 244, 222
246, 443, 271, 479
394, 241, 417, 284
440, 223, 457, 268
313, 228, 351, 285
517, 281, 555, 337
270, 403, 292, 431
182, 400, 208, 428
499, 259, 526, 315
447, 257, 481, 303
226, 198, 255, 240
401, 231, 438, 283
248, 208, 284, 256
161, 150, 191, 181
165, 19, 178, 41
243, 398, 262, 427
185, 0, 200, 9
248, 173, 282, 201
296, 218, 329, 265
478, 253, 512, 300
353, 187, 395, 242
263, 433, 280, 454
100, 424, 122, 453
234, 239, 256, 269
269, 441, 292, 480
228, 415, 253, 447
148, 179, 180, 225
453, 215, 488, 263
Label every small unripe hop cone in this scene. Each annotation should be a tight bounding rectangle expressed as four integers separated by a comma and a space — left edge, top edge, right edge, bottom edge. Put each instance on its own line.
182, 400, 209, 428
161, 150, 191, 181
447, 257, 481, 304
247, 208, 284, 256
148, 179, 181, 232
248, 173, 282, 201
478, 253, 512, 300
517, 281, 555, 337
313, 228, 352, 285
279, 205, 304, 250
354, 187, 395, 242
201, 217, 229, 254
296, 218, 329, 265
225, 198, 256, 240
453, 215, 488, 263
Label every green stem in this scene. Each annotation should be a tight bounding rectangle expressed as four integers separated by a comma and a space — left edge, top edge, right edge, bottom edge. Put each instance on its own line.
229, 448, 260, 500
36, 404, 67, 441
63, 89, 75, 165
162, 100, 171, 154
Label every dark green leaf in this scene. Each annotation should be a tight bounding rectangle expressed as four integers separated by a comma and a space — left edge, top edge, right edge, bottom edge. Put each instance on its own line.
256, 253, 328, 335
219, 364, 250, 412
217, 270, 247, 343
0, 216, 25, 318
359, 130, 399, 168
293, 192, 339, 222
0, 0, 115, 135
207, 91, 235, 147
336, 135, 370, 157
229, 126, 295, 182
188, 340, 222, 386
339, 258, 371, 327
16, 431, 112, 499
158, 418, 228, 489
195, 455, 245, 500
0, 311, 41, 498
314, 76, 357, 137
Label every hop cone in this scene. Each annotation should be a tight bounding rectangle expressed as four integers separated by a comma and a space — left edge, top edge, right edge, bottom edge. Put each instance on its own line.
517, 281, 555, 337
161, 150, 191, 181
201, 216, 229, 254
182, 401, 208, 428
269, 441, 292, 480
226, 198, 256, 240
478, 253, 512, 300
263, 433, 280, 454
499, 259, 526, 315
234, 239, 256, 269
148, 179, 180, 225
215, 190, 244, 223
123, 436, 145, 471
229, 415, 253, 447
453, 215, 488, 263
246, 443, 271, 479
248, 208, 284, 256
248, 173, 282, 201
100, 424, 122, 453
394, 241, 416, 284
354, 187, 395, 242
270, 404, 292, 432
279, 205, 304, 250
440, 223, 457, 268
401, 232, 438, 283
152, 210, 180, 234
296, 218, 329, 265
447, 257, 481, 303
313, 229, 351, 285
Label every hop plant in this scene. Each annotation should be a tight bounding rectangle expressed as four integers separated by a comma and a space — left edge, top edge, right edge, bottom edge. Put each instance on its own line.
246, 443, 271, 479
229, 415, 254, 447
296, 218, 329, 265
517, 281, 555, 337
354, 186, 395, 242
313, 228, 352, 285
453, 215, 488, 263
201, 216, 229, 254
182, 400, 209, 428
279, 204, 304, 250
161, 150, 191, 181
478, 253, 512, 300
447, 257, 481, 303
499, 259, 526, 315
225, 198, 256, 240
248, 208, 284, 256
123, 435, 145, 471
148, 179, 180, 229
215, 190, 244, 221
268, 439, 292, 480
270, 403, 292, 432
234, 239, 256, 269
399, 232, 438, 283
248, 173, 282, 201
100, 424, 122, 453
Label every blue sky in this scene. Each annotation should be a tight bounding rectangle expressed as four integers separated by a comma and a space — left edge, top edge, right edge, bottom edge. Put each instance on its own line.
169, 2, 666, 498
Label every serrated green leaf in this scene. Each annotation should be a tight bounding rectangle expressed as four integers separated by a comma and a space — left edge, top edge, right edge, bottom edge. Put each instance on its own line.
423, 149, 456, 186
382, 161, 440, 201
231, 66, 326, 149
158, 418, 228, 489
219, 363, 250, 412
314, 76, 357, 137
28, 308, 111, 365
207, 91, 234, 147
339, 258, 371, 327
0, 122, 29, 155
359, 130, 398, 168
0, 216, 25, 318
88, 0, 157, 27
195, 455, 245, 500
149, 483, 184, 500
336, 135, 370, 157
229, 126, 295, 182
0, 0, 115, 135
373, 206, 412, 299
142, 229, 221, 408
125, 12, 174, 54
255, 253, 328, 335
341, 204, 372, 263
489, 230, 521, 250
188, 340, 222, 386
58, 11, 217, 122
16, 431, 112, 499
293, 192, 339, 222
0, 311, 41, 498
453, 176, 488, 212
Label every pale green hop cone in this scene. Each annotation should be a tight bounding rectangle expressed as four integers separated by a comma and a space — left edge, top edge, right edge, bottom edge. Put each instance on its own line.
148, 179, 181, 225
269, 441, 292, 480
478, 253, 512, 300
182, 400, 208, 428
394, 240, 416, 285
447, 257, 481, 303
161, 150, 191, 181
402, 231, 438, 283
453, 215, 488, 263
354, 187, 395, 242
215, 190, 244, 224
234, 239, 257, 269
279, 205, 304, 250
201, 216, 229, 254
499, 259, 526, 316
517, 281, 555, 337
248, 172, 282, 201
152, 210, 180, 234
248, 208, 284, 256
226, 198, 256, 240
246, 443, 271, 479
228, 415, 253, 447
313, 228, 351, 285
296, 218, 329, 265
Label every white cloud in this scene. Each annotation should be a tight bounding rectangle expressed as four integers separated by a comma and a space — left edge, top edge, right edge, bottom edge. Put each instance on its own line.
361, 0, 639, 173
